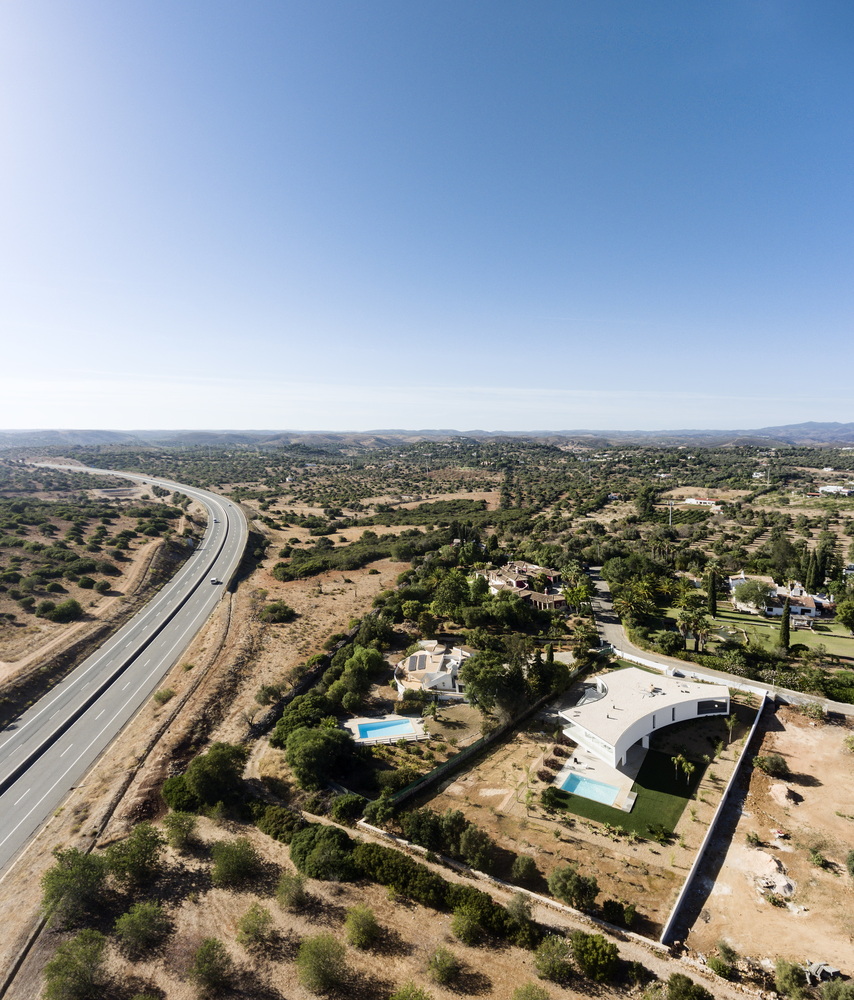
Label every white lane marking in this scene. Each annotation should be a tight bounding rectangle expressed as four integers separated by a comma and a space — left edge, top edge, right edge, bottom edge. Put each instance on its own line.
59, 745, 74, 757
95, 710, 105, 719
14, 790, 29, 805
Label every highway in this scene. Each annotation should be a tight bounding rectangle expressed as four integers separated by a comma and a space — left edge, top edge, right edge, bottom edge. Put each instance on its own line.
0, 466, 248, 874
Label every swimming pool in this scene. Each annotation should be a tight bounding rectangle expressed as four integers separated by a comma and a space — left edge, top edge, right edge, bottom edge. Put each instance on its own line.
559, 772, 619, 806
357, 718, 416, 740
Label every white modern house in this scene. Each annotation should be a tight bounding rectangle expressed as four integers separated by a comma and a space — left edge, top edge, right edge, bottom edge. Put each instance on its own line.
395, 640, 473, 699
558, 668, 730, 769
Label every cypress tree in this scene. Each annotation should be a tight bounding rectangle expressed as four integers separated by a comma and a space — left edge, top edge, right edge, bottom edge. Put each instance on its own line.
805, 552, 818, 594
779, 597, 791, 651
706, 570, 718, 618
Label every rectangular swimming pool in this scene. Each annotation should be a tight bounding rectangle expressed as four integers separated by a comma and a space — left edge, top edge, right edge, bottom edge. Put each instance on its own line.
559, 772, 619, 806
357, 718, 416, 740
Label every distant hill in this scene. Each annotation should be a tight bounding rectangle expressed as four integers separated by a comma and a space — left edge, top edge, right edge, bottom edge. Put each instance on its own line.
2, 421, 854, 450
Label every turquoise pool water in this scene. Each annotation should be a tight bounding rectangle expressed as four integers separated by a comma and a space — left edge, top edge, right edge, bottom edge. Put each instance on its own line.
357, 718, 415, 740
559, 772, 619, 806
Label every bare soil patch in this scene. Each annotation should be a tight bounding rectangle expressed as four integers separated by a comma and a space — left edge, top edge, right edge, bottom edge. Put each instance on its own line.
685, 706, 854, 971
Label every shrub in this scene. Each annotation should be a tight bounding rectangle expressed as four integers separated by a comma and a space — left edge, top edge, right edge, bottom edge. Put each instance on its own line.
44, 598, 83, 623
666, 972, 714, 999
821, 982, 854, 999
42, 929, 108, 1000
451, 908, 482, 945
717, 939, 738, 964
210, 837, 263, 887
290, 824, 355, 881
426, 945, 461, 985
706, 955, 733, 979
236, 903, 274, 951
153, 688, 175, 706
753, 753, 790, 778
775, 959, 807, 999
255, 804, 305, 843
296, 933, 347, 993
390, 985, 434, 1000
513, 985, 551, 1000
330, 792, 367, 825
345, 904, 380, 948
93, 579, 111, 594
847, 849, 854, 879
276, 870, 309, 911
570, 931, 618, 982
534, 935, 572, 983
163, 811, 198, 851
189, 938, 233, 994
601, 898, 635, 928
259, 600, 297, 623
114, 901, 171, 958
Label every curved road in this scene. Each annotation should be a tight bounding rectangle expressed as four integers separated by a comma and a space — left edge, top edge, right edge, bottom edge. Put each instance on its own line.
0, 466, 248, 874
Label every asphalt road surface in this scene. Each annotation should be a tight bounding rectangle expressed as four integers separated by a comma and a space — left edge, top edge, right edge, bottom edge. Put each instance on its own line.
0, 466, 248, 875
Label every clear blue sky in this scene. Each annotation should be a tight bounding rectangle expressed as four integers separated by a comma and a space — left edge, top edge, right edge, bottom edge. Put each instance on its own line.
1, 1, 852, 432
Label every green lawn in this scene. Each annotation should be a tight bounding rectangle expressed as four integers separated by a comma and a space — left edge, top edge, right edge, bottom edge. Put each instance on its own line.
655, 604, 854, 661
549, 749, 702, 837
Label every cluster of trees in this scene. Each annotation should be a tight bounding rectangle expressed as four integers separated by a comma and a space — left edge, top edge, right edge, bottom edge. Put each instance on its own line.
399, 807, 497, 871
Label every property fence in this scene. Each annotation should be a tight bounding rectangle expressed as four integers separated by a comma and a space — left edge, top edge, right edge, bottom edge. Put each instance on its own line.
391, 661, 588, 808
658, 691, 769, 945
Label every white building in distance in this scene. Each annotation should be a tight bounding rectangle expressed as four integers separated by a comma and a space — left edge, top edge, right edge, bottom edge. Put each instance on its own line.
559, 668, 730, 769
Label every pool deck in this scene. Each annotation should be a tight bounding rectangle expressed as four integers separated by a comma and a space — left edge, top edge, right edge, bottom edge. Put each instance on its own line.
343, 713, 427, 745
553, 743, 646, 812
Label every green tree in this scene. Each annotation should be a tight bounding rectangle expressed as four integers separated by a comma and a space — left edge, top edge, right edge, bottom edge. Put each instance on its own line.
836, 598, 854, 634
42, 929, 108, 1000
162, 742, 249, 812
706, 570, 718, 618
41, 847, 108, 928
547, 864, 598, 911
188, 938, 233, 995
296, 933, 347, 993
276, 869, 309, 910
163, 811, 198, 851
569, 931, 618, 982
210, 837, 263, 887
114, 901, 170, 958
345, 904, 380, 948
285, 726, 353, 790
459, 824, 495, 871
511, 854, 538, 883
105, 822, 165, 889
458, 650, 526, 718
431, 570, 470, 619
779, 597, 791, 650
733, 579, 770, 610
506, 891, 533, 928
533, 934, 573, 983
236, 903, 274, 951
427, 945, 461, 985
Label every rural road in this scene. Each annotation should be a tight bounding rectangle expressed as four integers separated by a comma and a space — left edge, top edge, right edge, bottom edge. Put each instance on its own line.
0, 465, 248, 875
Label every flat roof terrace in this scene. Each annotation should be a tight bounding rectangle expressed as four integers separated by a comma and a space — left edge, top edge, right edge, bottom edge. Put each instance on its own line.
559, 667, 730, 769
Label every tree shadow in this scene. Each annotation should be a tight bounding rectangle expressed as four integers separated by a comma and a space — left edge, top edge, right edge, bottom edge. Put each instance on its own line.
452, 967, 493, 995
371, 926, 413, 958
334, 971, 396, 1000
228, 965, 288, 1000
151, 860, 213, 905
788, 771, 822, 787
303, 894, 347, 926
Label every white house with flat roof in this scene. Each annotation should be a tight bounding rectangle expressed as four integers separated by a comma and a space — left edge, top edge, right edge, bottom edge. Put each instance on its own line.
558, 668, 730, 769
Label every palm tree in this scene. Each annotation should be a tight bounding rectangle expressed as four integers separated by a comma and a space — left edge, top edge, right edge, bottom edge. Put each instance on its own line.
682, 760, 696, 785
